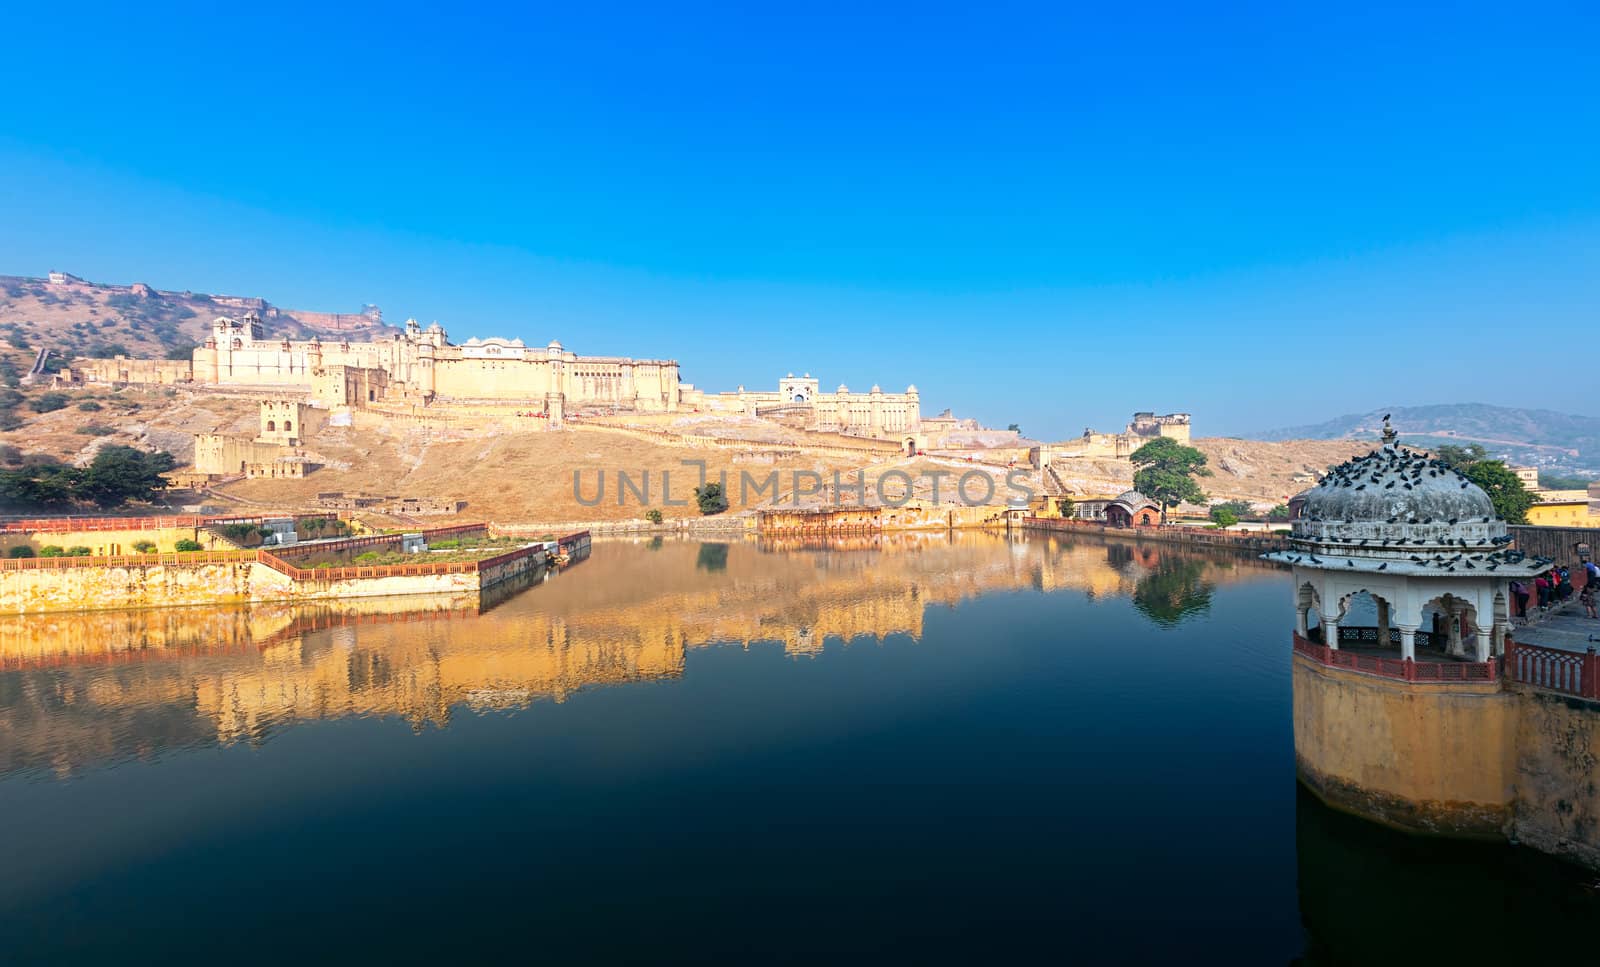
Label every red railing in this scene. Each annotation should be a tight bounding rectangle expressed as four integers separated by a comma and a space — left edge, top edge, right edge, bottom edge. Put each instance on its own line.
1292, 633, 1497, 683
0, 512, 337, 534
0, 528, 586, 583
0, 550, 260, 571
1505, 639, 1599, 698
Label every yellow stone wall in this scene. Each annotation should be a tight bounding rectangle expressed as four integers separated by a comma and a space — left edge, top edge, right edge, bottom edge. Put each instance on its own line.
1525, 501, 1591, 527
1508, 687, 1600, 869
0, 560, 497, 614
1292, 654, 1515, 837
0, 525, 217, 557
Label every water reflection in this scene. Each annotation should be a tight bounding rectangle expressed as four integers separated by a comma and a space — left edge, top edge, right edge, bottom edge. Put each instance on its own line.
0, 532, 1271, 780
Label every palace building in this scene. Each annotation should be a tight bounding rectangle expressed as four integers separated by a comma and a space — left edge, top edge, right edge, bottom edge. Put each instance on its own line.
77, 313, 685, 413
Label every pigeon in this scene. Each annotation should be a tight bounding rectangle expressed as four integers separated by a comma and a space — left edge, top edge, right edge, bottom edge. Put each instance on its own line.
1378, 563, 1388, 570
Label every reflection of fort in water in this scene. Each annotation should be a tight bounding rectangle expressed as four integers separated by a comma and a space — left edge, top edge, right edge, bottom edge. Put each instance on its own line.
0, 533, 1278, 778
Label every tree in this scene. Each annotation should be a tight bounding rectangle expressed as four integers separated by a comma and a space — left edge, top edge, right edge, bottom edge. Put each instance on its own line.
77, 445, 176, 508
28, 392, 69, 413
7, 546, 34, 558
1055, 496, 1075, 519
1267, 504, 1291, 521
1212, 499, 1253, 519
645, 508, 664, 525
1433, 445, 1539, 524
1540, 471, 1594, 491
694, 482, 728, 516
174, 539, 204, 552
1130, 437, 1211, 523
1209, 506, 1239, 529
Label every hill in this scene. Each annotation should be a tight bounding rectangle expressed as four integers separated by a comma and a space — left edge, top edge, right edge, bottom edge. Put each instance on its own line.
1251, 404, 1600, 476
0, 272, 399, 383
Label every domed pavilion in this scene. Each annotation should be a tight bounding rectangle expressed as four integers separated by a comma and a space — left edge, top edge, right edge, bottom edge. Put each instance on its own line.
1263, 420, 1549, 670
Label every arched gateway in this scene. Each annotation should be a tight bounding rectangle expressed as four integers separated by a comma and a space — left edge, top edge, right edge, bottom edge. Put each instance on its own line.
1263, 424, 1546, 668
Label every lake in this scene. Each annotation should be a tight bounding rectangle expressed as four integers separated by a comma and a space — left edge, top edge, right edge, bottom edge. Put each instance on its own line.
0, 532, 1594, 963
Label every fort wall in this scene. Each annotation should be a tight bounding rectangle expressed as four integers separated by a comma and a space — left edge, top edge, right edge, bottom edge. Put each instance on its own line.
1294, 655, 1600, 866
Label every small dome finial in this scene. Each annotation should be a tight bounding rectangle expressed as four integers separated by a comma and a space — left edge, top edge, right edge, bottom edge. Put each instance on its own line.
1380, 413, 1397, 445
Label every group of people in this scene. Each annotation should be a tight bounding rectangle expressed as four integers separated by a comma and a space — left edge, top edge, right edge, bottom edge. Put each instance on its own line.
1509, 560, 1600, 620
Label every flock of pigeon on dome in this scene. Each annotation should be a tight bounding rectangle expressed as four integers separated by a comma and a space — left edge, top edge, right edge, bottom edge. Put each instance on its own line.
1274, 419, 1554, 577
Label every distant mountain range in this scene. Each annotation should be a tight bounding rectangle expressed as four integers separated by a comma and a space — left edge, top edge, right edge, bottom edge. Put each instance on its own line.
1250, 404, 1600, 475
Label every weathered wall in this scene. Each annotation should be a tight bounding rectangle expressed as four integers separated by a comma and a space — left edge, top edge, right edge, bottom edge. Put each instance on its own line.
1507, 524, 1600, 568
1292, 655, 1516, 837
0, 561, 283, 613
194, 434, 288, 475
0, 560, 497, 614
1508, 687, 1600, 868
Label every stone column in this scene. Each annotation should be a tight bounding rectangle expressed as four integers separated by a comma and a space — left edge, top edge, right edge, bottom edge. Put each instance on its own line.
1326, 619, 1340, 651
1376, 599, 1391, 650
1446, 603, 1465, 657
1475, 628, 1492, 662
1295, 608, 1310, 639
1398, 625, 1417, 662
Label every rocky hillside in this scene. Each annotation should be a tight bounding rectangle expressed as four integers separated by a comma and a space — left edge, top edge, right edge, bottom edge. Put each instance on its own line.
1252, 403, 1600, 475
0, 272, 399, 384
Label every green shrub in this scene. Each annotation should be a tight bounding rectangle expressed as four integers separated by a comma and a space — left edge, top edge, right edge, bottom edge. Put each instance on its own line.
28, 392, 69, 413
66, 546, 92, 557
39, 545, 64, 557
8, 546, 34, 558
0, 412, 22, 431
174, 539, 203, 552
76, 400, 102, 411
645, 509, 663, 524
132, 540, 157, 553
78, 424, 116, 436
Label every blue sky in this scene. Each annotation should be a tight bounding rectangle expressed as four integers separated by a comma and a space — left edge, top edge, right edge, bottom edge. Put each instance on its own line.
2, 1, 1596, 439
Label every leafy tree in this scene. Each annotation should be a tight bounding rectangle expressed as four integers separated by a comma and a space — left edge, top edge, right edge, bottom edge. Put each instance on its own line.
1434, 444, 1488, 469
645, 508, 664, 524
1209, 506, 1239, 529
1539, 471, 1594, 491
8, 546, 34, 558
39, 545, 64, 557
174, 539, 204, 552
1267, 504, 1291, 521
77, 445, 177, 508
1130, 437, 1211, 523
694, 482, 728, 516
1055, 496, 1076, 518
1432, 444, 1539, 524
27, 392, 69, 413
1212, 499, 1253, 519
85, 342, 130, 358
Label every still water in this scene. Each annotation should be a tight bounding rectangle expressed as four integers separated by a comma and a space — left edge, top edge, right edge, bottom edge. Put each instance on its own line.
0, 533, 1594, 963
